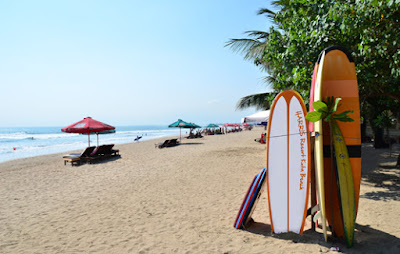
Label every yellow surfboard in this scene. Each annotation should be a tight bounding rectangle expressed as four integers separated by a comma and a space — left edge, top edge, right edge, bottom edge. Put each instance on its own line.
331, 120, 356, 247
313, 51, 328, 241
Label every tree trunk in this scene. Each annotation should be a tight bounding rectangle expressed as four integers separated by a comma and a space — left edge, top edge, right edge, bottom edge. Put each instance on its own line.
373, 127, 386, 148
369, 118, 386, 148
361, 121, 367, 142
387, 127, 392, 157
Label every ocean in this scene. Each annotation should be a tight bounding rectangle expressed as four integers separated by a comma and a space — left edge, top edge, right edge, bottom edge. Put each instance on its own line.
0, 126, 184, 163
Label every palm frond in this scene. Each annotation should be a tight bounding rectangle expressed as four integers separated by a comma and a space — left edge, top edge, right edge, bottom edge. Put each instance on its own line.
245, 43, 268, 61
262, 75, 276, 85
257, 8, 276, 20
244, 30, 270, 40
271, 0, 290, 9
225, 38, 268, 61
225, 38, 259, 53
236, 92, 272, 110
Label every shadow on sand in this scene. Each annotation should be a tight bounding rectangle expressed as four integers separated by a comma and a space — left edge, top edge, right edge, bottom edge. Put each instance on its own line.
242, 221, 400, 253
180, 142, 204, 146
71, 155, 122, 166
361, 144, 400, 201
361, 165, 400, 201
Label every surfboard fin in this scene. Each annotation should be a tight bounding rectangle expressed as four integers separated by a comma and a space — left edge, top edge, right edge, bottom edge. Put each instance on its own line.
311, 204, 320, 214
313, 211, 322, 223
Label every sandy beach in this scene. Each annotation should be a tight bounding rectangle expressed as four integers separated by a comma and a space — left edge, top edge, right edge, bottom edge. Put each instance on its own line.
0, 129, 399, 253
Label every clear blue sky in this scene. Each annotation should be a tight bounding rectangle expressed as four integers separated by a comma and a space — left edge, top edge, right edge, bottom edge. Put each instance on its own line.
0, 0, 274, 127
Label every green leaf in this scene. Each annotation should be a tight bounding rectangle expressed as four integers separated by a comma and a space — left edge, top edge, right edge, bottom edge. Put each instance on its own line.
306, 111, 323, 122
334, 116, 354, 122
334, 110, 354, 118
332, 98, 342, 112
333, 110, 354, 122
313, 101, 328, 113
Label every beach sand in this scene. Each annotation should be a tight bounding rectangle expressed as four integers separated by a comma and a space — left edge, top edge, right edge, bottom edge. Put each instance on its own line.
0, 129, 399, 253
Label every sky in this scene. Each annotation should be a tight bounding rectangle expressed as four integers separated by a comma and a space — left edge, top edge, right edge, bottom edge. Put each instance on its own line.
0, 0, 274, 127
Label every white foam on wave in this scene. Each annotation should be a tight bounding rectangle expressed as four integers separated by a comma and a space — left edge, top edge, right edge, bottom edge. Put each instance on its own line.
0, 132, 79, 140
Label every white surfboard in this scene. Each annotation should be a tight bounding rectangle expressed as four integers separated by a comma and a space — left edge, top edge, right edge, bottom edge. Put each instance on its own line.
266, 90, 310, 234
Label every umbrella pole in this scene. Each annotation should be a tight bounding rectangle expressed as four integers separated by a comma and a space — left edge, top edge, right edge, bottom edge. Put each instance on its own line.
180, 127, 182, 140
88, 133, 90, 147
97, 133, 99, 146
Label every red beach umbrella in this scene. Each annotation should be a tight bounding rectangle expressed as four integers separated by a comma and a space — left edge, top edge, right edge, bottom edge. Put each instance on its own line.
61, 117, 115, 146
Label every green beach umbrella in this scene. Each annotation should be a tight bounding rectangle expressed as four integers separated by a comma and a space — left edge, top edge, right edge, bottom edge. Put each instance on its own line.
187, 123, 201, 136
168, 119, 192, 140
206, 124, 219, 128
189, 123, 201, 129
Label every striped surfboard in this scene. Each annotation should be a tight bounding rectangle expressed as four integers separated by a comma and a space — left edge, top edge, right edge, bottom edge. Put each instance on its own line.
234, 168, 267, 229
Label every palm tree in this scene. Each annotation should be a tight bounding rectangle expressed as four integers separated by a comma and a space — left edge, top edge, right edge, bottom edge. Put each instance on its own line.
236, 92, 271, 110
225, 7, 279, 110
225, 30, 270, 69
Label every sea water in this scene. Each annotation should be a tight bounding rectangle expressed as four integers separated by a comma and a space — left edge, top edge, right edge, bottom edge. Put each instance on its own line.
0, 126, 184, 163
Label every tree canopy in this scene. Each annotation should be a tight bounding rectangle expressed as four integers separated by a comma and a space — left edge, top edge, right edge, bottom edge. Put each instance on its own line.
227, 0, 400, 119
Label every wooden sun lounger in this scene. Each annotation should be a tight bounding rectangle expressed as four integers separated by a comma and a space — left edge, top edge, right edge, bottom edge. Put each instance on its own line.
63, 156, 81, 166
155, 139, 170, 148
155, 139, 180, 149
63, 146, 96, 166
84, 144, 120, 163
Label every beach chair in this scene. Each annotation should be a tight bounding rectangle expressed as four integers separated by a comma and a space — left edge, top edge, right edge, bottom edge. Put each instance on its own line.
103, 144, 119, 156
96, 144, 117, 156
63, 146, 96, 166
186, 133, 195, 139
84, 144, 119, 162
155, 139, 170, 148
86, 144, 120, 162
165, 139, 179, 147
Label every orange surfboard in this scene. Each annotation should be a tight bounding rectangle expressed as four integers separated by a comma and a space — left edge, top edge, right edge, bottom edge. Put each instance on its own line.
312, 46, 361, 239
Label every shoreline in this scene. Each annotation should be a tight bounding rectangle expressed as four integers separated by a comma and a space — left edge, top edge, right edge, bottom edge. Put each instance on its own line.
0, 132, 183, 165
1, 130, 399, 253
